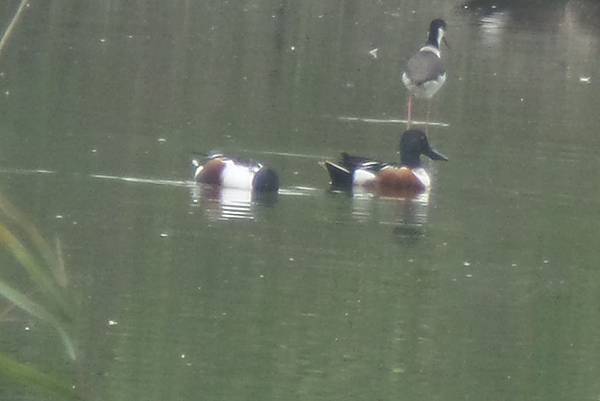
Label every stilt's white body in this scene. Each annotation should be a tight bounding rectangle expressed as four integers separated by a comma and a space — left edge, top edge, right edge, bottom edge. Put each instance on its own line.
402, 46, 446, 99
402, 72, 446, 99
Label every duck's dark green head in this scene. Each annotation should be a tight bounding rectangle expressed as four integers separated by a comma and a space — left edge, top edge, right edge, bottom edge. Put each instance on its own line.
400, 129, 448, 168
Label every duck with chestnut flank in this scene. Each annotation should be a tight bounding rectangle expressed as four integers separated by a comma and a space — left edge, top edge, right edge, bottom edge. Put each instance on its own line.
322, 129, 447, 195
192, 154, 279, 192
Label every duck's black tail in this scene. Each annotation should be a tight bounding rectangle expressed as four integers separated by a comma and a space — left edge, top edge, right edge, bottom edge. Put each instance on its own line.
322, 160, 353, 189
340, 152, 371, 167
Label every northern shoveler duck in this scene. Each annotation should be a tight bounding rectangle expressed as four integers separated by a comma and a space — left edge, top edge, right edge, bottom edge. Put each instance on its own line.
322, 129, 447, 195
192, 154, 279, 192
402, 18, 449, 126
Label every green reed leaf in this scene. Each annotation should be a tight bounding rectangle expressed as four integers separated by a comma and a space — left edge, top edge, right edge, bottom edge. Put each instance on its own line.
0, 351, 79, 400
0, 280, 76, 360
0, 223, 70, 317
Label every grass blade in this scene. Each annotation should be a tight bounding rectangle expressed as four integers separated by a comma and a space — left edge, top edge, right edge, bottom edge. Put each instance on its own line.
0, 223, 70, 317
0, 280, 76, 360
0, 351, 80, 400
0, 193, 65, 287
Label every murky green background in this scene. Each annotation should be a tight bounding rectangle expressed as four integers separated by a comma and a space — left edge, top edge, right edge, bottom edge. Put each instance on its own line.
2, 0, 600, 400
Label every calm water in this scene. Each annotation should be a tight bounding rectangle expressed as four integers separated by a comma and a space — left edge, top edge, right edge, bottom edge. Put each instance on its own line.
2, 0, 600, 400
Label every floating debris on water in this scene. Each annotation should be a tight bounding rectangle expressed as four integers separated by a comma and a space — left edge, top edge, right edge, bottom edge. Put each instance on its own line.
240, 150, 325, 160
338, 115, 450, 127
90, 174, 188, 187
292, 186, 319, 191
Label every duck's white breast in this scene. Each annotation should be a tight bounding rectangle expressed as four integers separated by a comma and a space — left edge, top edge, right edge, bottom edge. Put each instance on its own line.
221, 162, 255, 190
412, 167, 431, 188
353, 169, 377, 186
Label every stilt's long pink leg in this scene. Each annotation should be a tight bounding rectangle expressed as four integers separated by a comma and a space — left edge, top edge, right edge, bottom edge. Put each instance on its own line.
407, 95, 413, 129
425, 100, 431, 134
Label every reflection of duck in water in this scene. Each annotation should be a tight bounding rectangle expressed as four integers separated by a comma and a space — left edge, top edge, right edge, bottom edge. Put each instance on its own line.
192, 154, 279, 192
190, 183, 278, 221
350, 189, 430, 227
322, 129, 448, 197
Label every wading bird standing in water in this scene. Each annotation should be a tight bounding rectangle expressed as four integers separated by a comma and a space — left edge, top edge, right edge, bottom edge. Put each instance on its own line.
402, 19, 449, 128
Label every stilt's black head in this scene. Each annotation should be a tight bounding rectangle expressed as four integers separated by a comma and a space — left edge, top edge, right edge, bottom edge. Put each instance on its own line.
427, 19, 448, 49
252, 167, 280, 192
430, 19, 447, 32
400, 129, 448, 168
